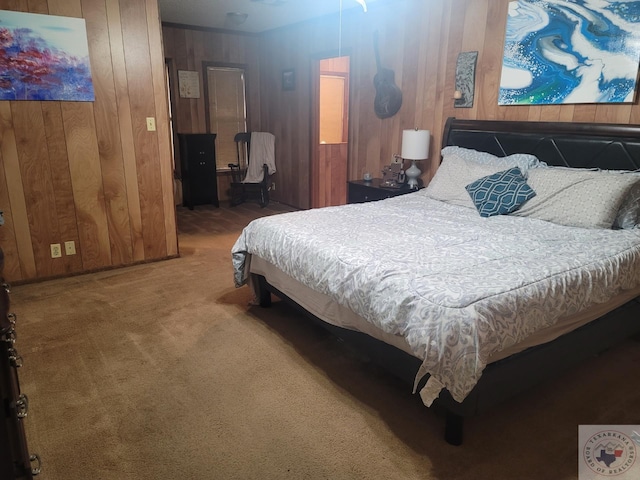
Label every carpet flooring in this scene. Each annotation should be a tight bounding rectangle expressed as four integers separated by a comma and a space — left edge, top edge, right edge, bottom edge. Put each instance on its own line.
9, 203, 640, 480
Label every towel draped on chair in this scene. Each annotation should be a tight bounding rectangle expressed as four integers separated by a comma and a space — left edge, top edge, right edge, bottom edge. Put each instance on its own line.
243, 132, 276, 183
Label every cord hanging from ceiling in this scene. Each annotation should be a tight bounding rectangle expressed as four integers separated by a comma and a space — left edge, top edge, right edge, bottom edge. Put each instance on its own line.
339, 0, 343, 57
338, 0, 368, 57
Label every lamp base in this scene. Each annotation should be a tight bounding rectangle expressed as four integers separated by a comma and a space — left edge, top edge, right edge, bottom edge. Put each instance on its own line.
405, 160, 421, 189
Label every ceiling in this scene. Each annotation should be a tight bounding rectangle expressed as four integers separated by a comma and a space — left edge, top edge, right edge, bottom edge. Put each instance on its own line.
157, 0, 374, 33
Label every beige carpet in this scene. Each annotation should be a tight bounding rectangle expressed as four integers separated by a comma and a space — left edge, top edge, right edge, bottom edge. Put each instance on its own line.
10, 203, 640, 480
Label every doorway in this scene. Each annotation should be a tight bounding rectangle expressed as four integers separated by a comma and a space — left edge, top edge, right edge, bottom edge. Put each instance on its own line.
311, 55, 350, 208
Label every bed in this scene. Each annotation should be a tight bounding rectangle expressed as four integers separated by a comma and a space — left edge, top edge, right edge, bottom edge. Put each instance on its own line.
231, 118, 640, 445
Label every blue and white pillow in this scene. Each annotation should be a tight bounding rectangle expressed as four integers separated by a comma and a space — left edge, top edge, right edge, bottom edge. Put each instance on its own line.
465, 167, 536, 217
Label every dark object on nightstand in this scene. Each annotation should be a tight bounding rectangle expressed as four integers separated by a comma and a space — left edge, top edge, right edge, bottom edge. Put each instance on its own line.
0, 248, 41, 479
347, 178, 418, 204
178, 133, 219, 210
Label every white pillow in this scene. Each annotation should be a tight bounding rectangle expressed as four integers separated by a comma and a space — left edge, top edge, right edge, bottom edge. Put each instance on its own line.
512, 167, 640, 229
440, 146, 546, 173
424, 153, 512, 209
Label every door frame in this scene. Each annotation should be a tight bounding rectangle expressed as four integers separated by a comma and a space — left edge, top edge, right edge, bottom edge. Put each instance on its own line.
310, 49, 351, 208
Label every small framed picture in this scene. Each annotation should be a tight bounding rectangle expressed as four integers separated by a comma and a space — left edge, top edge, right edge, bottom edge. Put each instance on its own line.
282, 69, 295, 91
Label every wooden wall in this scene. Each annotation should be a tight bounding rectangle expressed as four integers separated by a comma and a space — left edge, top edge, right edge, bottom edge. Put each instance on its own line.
161, 25, 262, 135
161, 25, 262, 203
256, 0, 640, 209
164, 0, 640, 211
0, 0, 176, 283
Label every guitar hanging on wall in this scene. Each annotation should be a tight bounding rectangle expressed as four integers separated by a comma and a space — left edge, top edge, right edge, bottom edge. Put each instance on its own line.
373, 30, 402, 119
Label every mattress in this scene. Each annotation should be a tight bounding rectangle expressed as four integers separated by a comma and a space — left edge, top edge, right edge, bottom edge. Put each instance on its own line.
249, 254, 640, 363
232, 192, 640, 404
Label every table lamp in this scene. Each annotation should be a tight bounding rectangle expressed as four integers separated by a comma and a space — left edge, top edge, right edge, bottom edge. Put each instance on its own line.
401, 129, 430, 189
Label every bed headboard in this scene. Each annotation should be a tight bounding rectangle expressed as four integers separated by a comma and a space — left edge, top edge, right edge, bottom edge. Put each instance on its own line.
442, 117, 640, 171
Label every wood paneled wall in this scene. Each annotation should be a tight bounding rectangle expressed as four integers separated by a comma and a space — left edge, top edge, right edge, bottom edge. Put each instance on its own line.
161, 26, 262, 136
165, 0, 640, 211
161, 25, 263, 202
259, 0, 640, 209
0, 0, 176, 283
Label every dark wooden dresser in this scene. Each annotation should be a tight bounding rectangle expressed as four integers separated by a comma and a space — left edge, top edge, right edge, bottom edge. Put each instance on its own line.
178, 133, 219, 210
0, 249, 40, 479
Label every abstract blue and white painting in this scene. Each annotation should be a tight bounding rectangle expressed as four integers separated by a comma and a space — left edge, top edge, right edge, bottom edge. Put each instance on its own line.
499, 0, 640, 105
0, 10, 94, 101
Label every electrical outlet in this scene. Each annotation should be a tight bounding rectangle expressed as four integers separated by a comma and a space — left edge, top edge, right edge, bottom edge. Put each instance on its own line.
50, 243, 62, 258
64, 241, 76, 255
146, 117, 156, 131
271, 182, 276, 191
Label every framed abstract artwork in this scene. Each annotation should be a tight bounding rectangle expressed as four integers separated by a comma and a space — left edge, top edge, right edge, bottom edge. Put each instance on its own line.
0, 10, 94, 102
498, 0, 640, 105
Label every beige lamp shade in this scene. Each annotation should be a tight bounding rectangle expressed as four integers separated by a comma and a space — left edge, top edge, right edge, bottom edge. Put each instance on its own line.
401, 129, 430, 160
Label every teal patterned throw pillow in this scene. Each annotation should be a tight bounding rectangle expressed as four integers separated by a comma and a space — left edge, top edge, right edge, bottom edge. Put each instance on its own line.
465, 167, 536, 217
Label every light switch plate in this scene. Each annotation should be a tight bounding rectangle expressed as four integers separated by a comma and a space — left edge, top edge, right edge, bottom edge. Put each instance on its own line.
146, 117, 156, 131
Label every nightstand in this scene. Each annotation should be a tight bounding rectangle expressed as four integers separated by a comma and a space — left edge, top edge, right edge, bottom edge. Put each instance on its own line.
347, 179, 417, 204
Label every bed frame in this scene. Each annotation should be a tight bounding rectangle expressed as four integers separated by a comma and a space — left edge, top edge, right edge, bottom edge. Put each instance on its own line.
252, 117, 640, 445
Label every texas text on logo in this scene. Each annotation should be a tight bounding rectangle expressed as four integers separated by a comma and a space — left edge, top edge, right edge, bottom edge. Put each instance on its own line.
583, 430, 637, 476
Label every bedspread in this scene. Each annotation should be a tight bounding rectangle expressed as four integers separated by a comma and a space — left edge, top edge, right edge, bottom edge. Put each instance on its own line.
231, 191, 640, 404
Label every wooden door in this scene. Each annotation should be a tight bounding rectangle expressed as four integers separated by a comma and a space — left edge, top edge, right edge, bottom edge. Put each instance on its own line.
311, 56, 350, 208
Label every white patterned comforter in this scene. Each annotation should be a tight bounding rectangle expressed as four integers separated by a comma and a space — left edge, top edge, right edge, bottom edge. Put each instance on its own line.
231, 191, 640, 404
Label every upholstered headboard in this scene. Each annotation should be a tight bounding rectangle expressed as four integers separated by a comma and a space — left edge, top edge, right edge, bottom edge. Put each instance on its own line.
442, 117, 640, 171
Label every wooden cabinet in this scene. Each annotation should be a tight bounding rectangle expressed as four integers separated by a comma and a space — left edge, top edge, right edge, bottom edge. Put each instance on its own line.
347, 179, 416, 204
178, 134, 219, 210
0, 249, 40, 479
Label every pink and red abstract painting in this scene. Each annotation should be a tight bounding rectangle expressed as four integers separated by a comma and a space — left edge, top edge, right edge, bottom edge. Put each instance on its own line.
0, 10, 94, 102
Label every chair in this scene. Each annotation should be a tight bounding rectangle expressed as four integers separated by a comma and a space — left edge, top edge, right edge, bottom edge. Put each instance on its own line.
228, 132, 274, 208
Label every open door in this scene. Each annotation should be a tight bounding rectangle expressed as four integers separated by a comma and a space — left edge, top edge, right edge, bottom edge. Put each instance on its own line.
311, 55, 350, 208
